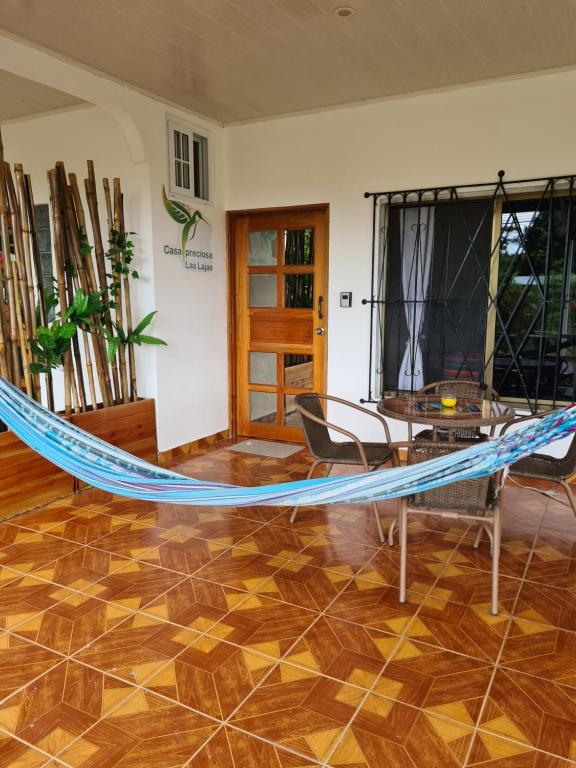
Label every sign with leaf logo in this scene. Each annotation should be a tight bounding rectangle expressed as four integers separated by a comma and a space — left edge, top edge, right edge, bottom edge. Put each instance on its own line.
162, 186, 213, 272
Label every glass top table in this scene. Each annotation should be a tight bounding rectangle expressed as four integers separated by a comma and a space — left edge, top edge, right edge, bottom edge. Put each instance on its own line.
377, 395, 515, 441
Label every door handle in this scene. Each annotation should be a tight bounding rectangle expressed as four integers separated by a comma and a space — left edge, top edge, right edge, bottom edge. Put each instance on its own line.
315, 327, 326, 335
317, 295, 324, 321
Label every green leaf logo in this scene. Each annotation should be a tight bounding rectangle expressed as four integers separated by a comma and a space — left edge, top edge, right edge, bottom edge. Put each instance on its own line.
162, 186, 209, 258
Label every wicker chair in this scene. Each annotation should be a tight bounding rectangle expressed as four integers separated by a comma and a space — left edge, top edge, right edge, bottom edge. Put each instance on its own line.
417, 379, 500, 400
415, 379, 500, 441
393, 439, 504, 615
502, 413, 576, 517
292, 393, 397, 542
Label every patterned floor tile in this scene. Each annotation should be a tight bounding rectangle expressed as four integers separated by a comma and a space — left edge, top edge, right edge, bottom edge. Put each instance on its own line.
501, 618, 576, 688
255, 561, 354, 612
0, 535, 82, 574
137, 532, 231, 576
0, 634, 62, 703
307, 502, 399, 548
392, 529, 463, 565
194, 548, 284, 591
89, 522, 166, 560
326, 581, 420, 635
355, 547, 441, 593
327, 697, 473, 767
44, 510, 128, 545
8, 503, 82, 536
98, 497, 159, 524
141, 576, 246, 632
74, 613, 201, 686
293, 536, 380, 574
512, 582, 576, 632
405, 595, 511, 661
467, 732, 574, 766
10, 592, 134, 656
157, 512, 262, 548
451, 540, 531, 580
229, 664, 366, 763
225, 505, 285, 525
0, 524, 47, 549
372, 637, 494, 726
523, 531, 576, 592
428, 563, 523, 607
479, 668, 576, 760
55, 687, 217, 768
82, 559, 184, 610
192, 725, 323, 766
144, 636, 278, 719
0, 572, 76, 633
0, 730, 55, 767
272, 506, 350, 536
29, 547, 131, 591
234, 524, 318, 560
0, 660, 137, 757
205, 593, 317, 659
282, 616, 399, 688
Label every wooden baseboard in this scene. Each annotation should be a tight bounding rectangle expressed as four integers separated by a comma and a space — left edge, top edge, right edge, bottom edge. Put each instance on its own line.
158, 429, 230, 463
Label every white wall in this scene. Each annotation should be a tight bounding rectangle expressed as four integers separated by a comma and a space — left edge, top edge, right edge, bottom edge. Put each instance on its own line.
225, 68, 576, 454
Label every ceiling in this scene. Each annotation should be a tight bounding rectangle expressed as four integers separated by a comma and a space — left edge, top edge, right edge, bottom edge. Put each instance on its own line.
0, 70, 84, 121
2, 0, 576, 123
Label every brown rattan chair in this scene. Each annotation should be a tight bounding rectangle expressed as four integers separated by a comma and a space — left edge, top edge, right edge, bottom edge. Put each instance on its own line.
292, 393, 398, 542
415, 379, 500, 441
417, 379, 500, 400
502, 413, 576, 517
393, 439, 504, 615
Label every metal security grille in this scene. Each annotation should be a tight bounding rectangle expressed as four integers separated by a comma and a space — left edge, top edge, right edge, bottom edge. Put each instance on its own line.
362, 172, 576, 412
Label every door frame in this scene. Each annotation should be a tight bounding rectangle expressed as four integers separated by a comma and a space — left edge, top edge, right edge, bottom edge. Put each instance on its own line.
227, 203, 329, 439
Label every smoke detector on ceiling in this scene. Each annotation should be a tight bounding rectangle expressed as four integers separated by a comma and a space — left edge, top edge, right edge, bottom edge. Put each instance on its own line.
333, 6, 357, 18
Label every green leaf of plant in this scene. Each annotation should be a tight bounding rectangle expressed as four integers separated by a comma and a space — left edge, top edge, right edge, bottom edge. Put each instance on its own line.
181, 219, 193, 257
162, 185, 192, 225
138, 334, 167, 346
107, 340, 119, 364
59, 324, 77, 340
133, 311, 157, 336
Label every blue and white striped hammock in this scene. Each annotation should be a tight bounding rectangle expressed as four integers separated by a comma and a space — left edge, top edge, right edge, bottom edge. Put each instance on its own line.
0, 377, 574, 507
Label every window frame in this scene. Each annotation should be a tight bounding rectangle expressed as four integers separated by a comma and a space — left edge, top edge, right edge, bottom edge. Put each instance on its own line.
375, 184, 576, 411
166, 116, 213, 205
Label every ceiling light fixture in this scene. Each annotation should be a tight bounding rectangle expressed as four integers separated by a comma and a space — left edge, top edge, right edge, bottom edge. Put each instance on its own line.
333, 6, 356, 18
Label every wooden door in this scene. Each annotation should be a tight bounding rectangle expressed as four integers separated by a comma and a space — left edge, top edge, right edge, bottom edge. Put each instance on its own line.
233, 208, 328, 442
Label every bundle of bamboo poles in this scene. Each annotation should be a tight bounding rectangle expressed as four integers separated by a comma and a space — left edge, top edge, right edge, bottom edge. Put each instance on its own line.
0, 126, 138, 416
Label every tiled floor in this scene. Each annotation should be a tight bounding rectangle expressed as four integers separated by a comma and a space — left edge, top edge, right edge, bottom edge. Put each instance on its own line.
0, 443, 574, 766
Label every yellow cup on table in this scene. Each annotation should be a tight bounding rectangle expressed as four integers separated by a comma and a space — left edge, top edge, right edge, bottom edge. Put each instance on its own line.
441, 394, 457, 408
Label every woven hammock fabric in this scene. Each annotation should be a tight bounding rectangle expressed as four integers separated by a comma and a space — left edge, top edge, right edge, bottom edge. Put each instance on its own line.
0, 377, 575, 507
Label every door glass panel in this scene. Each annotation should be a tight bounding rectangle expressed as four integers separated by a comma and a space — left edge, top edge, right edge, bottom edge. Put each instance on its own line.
250, 352, 276, 385
285, 274, 313, 308
249, 274, 277, 307
249, 231, 277, 265
284, 354, 313, 388
284, 394, 300, 427
250, 391, 277, 424
284, 228, 314, 265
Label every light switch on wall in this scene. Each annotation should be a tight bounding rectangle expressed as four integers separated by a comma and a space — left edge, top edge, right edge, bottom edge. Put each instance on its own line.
340, 292, 352, 308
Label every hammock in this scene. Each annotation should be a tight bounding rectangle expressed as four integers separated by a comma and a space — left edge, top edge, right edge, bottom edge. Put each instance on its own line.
0, 376, 574, 507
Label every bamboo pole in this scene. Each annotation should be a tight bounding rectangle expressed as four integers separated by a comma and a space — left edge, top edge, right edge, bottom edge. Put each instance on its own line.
114, 178, 137, 400
4, 164, 33, 397
48, 168, 73, 415
23, 174, 54, 411
0, 132, 14, 381
14, 165, 40, 398
104, 177, 128, 403
68, 171, 113, 409
85, 161, 121, 404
